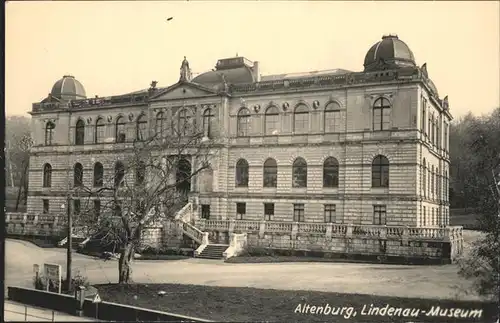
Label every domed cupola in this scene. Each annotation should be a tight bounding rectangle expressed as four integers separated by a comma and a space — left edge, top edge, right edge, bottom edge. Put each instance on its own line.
363, 35, 417, 72
50, 75, 87, 101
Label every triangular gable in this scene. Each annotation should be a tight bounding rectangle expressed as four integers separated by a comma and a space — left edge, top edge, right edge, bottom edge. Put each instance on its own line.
40, 95, 62, 104
149, 81, 219, 101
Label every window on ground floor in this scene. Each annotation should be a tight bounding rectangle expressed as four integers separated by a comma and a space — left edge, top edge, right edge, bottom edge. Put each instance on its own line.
93, 200, 101, 221
373, 205, 386, 225
423, 206, 426, 226
293, 203, 305, 222
43, 199, 49, 214
236, 203, 246, 220
73, 199, 81, 216
264, 203, 274, 221
324, 204, 336, 223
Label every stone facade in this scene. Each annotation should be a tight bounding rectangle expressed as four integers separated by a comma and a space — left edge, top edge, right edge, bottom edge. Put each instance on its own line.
7, 35, 462, 262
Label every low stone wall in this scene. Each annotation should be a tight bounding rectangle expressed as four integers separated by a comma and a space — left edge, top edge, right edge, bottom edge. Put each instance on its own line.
196, 220, 464, 264
7, 286, 212, 322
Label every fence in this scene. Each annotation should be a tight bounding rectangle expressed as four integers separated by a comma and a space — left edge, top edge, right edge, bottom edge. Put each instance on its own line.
4, 303, 56, 322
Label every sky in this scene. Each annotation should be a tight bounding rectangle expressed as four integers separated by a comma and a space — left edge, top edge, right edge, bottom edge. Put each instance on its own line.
5, 1, 499, 119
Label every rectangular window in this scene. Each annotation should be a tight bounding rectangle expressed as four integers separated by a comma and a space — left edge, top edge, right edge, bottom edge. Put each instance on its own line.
431, 122, 434, 146
324, 204, 336, 223
93, 200, 101, 220
421, 98, 426, 134
73, 199, 81, 216
293, 203, 305, 222
201, 204, 210, 219
373, 205, 387, 225
325, 110, 342, 133
236, 203, 246, 220
264, 203, 274, 221
428, 116, 431, 142
444, 123, 448, 152
42, 199, 49, 214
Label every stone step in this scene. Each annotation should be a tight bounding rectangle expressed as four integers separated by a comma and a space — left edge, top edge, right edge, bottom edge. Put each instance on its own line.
196, 244, 229, 260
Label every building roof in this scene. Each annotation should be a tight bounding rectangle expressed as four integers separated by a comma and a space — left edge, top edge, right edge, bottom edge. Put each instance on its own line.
192, 66, 256, 87
50, 75, 87, 101
363, 35, 416, 72
261, 68, 352, 82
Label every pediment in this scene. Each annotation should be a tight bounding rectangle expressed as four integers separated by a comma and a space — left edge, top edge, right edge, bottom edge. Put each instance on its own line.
150, 81, 218, 101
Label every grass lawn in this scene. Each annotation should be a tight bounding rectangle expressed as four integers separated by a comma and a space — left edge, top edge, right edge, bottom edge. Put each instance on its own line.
94, 283, 497, 322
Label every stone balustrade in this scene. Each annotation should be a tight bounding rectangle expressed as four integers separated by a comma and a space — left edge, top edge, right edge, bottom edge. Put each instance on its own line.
194, 219, 463, 242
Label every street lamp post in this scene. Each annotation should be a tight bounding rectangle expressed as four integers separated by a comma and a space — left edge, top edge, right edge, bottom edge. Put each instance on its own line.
62, 192, 73, 291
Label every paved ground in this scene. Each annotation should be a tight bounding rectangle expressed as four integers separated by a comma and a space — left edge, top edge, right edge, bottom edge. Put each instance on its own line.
4, 301, 98, 322
5, 232, 482, 301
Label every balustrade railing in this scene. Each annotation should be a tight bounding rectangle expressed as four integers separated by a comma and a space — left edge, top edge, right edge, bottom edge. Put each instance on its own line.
234, 220, 260, 232
194, 219, 462, 241
297, 223, 327, 234
265, 221, 293, 233
182, 222, 204, 244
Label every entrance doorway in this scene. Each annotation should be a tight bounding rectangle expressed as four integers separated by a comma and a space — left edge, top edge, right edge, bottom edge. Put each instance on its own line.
176, 158, 191, 202
201, 204, 210, 219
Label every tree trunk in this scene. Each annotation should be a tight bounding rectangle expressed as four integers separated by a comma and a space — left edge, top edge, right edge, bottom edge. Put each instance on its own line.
118, 242, 135, 284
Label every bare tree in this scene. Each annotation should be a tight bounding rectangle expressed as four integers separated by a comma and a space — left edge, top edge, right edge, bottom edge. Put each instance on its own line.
5, 116, 33, 211
73, 118, 216, 283
455, 107, 500, 302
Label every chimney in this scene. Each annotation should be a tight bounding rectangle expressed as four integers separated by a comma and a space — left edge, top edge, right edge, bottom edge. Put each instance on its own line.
253, 61, 260, 82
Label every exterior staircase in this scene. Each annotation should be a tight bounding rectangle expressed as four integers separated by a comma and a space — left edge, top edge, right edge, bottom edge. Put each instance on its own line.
196, 244, 229, 260
174, 200, 247, 260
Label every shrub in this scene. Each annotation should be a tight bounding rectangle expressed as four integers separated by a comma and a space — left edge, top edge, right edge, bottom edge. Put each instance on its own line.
140, 246, 194, 257
33, 270, 91, 294
239, 246, 276, 257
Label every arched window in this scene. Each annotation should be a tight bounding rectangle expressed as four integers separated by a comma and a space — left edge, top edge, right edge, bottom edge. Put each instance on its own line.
237, 108, 250, 137
43, 163, 52, 187
95, 118, 105, 143
292, 157, 307, 188
265, 106, 280, 136
422, 158, 427, 197
74, 163, 83, 187
293, 104, 309, 134
203, 108, 215, 138
116, 116, 126, 143
323, 157, 339, 188
373, 97, 391, 131
178, 109, 192, 136
372, 155, 389, 188
114, 161, 125, 187
155, 112, 166, 137
45, 122, 55, 145
136, 161, 146, 185
235, 159, 249, 187
93, 162, 104, 187
431, 165, 434, 195
263, 158, 277, 188
324, 102, 341, 133
75, 119, 85, 145
136, 114, 147, 141
428, 166, 431, 196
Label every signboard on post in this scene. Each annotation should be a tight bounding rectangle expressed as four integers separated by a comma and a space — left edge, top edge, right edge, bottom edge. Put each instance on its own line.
92, 293, 102, 319
92, 293, 101, 303
43, 263, 62, 294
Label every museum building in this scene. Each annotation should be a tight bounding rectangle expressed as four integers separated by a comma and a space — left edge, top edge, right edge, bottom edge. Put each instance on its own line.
7, 35, 463, 262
